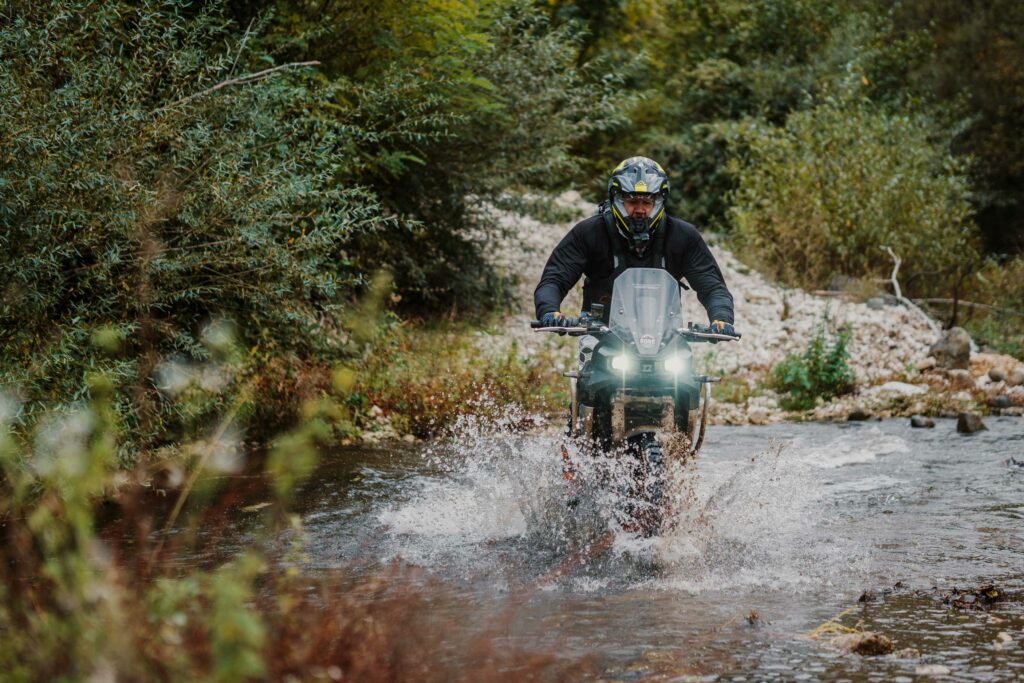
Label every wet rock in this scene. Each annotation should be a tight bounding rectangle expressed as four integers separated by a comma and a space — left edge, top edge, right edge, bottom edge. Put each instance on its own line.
942, 584, 1003, 610
929, 327, 972, 369
956, 412, 987, 434
989, 395, 1012, 409
915, 356, 937, 371
988, 368, 1006, 382
916, 664, 951, 675
847, 407, 872, 421
829, 632, 894, 656
910, 415, 935, 428
894, 648, 921, 659
1009, 367, 1024, 387
947, 369, 974, 391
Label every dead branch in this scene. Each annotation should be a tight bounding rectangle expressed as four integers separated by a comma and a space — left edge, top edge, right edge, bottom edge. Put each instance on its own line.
880, 245, 941, 334
152, 61, 321, 114
914, 298, 1024, 319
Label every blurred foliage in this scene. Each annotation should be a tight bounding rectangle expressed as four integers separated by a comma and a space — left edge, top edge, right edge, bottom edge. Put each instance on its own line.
728, 98, 979, 295
770, 317, 855, 410
0, 367, 570, 680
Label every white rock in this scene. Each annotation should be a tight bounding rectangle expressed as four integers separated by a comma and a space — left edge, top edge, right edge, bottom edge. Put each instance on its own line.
915, 664, 951, 675
871, 381, 928, 396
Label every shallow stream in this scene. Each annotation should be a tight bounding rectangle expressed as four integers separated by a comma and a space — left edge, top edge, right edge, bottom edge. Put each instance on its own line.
232, 417, 1024, 680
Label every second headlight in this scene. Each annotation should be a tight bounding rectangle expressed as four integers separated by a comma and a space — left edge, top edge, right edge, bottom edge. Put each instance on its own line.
664, 354, 687, 374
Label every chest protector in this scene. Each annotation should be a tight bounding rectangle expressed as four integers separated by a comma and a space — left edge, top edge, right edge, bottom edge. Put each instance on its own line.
582, 207, 667, 322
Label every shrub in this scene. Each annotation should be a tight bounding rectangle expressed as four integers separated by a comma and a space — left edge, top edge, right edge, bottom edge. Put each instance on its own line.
771, 317, 856, 410
728, 98, 980, 296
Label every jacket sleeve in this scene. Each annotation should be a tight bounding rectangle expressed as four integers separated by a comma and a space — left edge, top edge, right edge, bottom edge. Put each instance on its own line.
534, 224, 588, 320
681, 231, 735, 325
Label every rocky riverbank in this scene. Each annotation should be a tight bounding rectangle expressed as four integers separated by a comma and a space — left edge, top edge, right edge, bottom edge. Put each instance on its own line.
483, 191, 1024, 427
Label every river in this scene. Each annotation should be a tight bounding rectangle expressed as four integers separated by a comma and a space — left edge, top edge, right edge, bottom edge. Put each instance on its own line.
234, 417, 1024, 680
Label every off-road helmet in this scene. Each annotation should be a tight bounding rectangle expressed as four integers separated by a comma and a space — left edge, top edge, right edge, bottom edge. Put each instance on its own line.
607, 156, 669, 256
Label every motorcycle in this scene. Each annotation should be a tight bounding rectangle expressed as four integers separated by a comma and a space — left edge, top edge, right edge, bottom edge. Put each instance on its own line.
532, 267, 740, 537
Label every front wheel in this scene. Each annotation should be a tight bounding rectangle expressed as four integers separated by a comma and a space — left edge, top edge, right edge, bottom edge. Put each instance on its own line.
622, 433, 664, 537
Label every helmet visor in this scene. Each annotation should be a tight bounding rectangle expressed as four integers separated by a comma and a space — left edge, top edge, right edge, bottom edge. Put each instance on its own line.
613, 192, 665, 233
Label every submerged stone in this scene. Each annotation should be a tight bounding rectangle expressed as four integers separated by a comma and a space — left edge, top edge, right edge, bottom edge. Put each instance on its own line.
830, 631, 894, 656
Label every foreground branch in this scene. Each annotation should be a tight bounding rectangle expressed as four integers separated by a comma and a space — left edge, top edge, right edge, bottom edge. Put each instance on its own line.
152, 61, 321, 114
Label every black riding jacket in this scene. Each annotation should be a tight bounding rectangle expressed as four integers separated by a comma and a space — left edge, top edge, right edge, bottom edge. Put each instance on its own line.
534, 213, 734, 324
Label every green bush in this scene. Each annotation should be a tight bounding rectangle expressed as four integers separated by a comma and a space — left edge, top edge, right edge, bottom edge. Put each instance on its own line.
728, 98, 980, 295
771, 317, 856, 410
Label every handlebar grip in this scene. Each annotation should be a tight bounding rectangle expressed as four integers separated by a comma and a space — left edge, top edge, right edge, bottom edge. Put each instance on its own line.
530, 320, 543, 328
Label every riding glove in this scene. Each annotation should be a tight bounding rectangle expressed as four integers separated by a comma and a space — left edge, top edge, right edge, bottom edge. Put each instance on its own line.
711, 320, 736, 336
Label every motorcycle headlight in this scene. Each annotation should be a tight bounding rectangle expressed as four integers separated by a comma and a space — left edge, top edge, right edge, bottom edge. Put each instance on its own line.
664, 354, 687, 374
611, 354, 630, 372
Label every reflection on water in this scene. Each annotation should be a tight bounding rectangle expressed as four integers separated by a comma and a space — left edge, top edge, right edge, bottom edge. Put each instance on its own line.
207, 417, 1024, 679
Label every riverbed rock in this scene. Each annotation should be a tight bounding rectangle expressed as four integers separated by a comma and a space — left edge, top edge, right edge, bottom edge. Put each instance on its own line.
747, 406, 771, 425
894, 647, 921, 659
829, 632, 894, 656
989, 395, 1012, 409
988, 368, 1007, 382
915, 356, 937, 371
916, 664, 952, 675
957, 412, 988, 434
872, 381, 928, 397
929, 327, 972, 369
847, 406, 872, 421
911, 415, 935, 428
947, 369, 974, 391
1009, 367, 1024, 387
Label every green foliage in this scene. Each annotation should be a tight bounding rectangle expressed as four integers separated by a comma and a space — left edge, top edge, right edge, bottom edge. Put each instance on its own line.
771, 317, 855, 410
0, 0, 620, 449
728, 98, 979, 294
0, 0, 382, 446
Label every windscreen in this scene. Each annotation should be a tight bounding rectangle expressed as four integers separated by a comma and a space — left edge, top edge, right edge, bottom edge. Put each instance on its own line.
608, 268, 682, 357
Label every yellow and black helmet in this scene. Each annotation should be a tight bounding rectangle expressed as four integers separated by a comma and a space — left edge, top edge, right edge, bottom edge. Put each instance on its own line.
607, 156, 669, 253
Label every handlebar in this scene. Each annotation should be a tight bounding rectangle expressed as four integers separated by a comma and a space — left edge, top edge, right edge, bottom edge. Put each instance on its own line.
530, 320, 740, 342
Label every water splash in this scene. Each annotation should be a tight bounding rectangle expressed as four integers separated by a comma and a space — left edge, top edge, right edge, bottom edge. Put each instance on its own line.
373, 409, 870, 591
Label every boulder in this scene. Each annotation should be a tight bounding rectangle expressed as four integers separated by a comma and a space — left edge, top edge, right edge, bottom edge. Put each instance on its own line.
1009, 367, 1024, 387
911, 415, 936, 428
830, 632, 894, 656
866, 297, 886, 310
947, 369, 974, 391
988, 368, 1007, 382
747, 406, 771, 425
957, 412, 988, 434
915, 356, 937, 371
929, 327, 972, 369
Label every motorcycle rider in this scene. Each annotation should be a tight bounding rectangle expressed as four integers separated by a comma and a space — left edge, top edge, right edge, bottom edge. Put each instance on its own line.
535, 156, 736, 337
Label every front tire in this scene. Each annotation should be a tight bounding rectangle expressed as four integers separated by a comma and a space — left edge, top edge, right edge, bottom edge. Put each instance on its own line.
624, 433, 664, 537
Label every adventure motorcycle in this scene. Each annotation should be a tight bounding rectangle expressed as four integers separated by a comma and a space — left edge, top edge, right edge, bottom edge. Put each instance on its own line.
532, 267, 740, 537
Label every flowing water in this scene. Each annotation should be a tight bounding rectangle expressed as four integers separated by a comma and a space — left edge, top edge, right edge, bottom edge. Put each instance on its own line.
241, 417, 1024, 679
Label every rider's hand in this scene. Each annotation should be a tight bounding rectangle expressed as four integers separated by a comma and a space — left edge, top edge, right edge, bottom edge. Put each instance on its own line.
710, 320, 736, 341
542, 311, 576, 335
